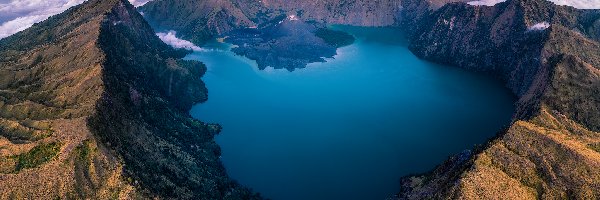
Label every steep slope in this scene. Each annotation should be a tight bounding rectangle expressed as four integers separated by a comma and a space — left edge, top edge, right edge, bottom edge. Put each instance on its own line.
398, 0, 600, 198
138, 0, 398, 44
260, 0, 403, 26
139, 0, 274, 45
139, 0, 470, 45
140, 0, 360, 70
408, 0, 600, 130
0, 0, 257, 199
139, 0, 473, 70
263, 0, 473, 25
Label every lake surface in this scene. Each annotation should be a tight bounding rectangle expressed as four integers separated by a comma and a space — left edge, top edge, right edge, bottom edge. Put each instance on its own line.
188, 26, 516, 200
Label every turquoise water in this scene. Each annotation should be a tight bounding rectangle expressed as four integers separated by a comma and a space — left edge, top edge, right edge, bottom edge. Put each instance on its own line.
188, 26, 516, 200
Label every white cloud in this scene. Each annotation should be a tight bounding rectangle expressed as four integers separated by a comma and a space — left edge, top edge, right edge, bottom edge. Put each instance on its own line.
528, 22, 550, 31
0, 0, 153, 39
156, 31, 204, 51
0, 15, 49, 38
0, 0, 86, 38
550, 0, 600, 9
129, 0, 153, 7
467, 0, 506, 6
0, 0, 84, 23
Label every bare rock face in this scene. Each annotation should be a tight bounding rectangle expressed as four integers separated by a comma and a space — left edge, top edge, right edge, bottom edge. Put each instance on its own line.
139, 0, 470, 44
0, 0, 258, 199
259, 0, 470, 26
398, 0, 600, 198
261, 0, 403, 26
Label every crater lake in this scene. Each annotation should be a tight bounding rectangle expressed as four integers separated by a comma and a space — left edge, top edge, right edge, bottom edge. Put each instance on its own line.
188, 26, 516, 200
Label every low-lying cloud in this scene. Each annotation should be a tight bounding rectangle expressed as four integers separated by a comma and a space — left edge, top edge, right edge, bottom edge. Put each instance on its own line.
0, 0, 153, 39
467, 0, 506, 6
129, 0, 153, 7
528, 22, 551, 31
156, 31, 204, 51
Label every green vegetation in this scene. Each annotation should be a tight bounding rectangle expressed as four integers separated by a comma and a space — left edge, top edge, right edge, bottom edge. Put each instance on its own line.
0, 142, 61, 173
315, 28, 355, 48
14, 142, 61, 172
75, 140, 95, 165
72, 140, 97, 198
589, 143, 600, 153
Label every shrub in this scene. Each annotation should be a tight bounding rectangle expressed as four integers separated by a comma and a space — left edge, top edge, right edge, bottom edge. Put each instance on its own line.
13, 142, 62, 172
589, 143, 600, 153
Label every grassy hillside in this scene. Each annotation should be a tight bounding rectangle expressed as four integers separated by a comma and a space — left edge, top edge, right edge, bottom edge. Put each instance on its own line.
398, 0, 600, 198
0, 0, 259, 199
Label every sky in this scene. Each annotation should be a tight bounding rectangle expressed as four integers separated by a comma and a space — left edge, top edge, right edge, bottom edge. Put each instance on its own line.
0, 0, 153, 39
468, 0, 600, 8
0, 0, 599, 39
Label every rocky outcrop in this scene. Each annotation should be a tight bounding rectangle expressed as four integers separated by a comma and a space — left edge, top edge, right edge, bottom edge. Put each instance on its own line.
398, 0, 600, 198
0, 0, 258, 199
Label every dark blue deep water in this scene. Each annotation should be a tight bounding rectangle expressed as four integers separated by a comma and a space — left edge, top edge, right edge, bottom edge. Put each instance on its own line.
187, 26, 516, 200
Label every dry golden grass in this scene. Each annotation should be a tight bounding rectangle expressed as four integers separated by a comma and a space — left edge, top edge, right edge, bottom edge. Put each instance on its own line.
454, 108, 600, 199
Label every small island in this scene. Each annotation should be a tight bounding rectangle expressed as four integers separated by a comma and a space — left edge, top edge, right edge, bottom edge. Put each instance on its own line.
225, 15, 355, 71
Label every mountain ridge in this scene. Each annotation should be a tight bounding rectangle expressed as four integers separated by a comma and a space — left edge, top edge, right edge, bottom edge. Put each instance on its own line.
0, 0, 598, 199
0, 0, 258, 198
397, 0, 600, 198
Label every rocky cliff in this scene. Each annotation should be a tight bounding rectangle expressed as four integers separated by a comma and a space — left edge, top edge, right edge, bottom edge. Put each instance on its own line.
139, 0, 401, 44
2, 0, 598, 199
263, 0, 475, 26
398, 0, 600, 199
139, 0, 274, 45
140, 0, 363, 70
0, 0, 257, 199
260, 0, 403, 26
139, 0, 473, 70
